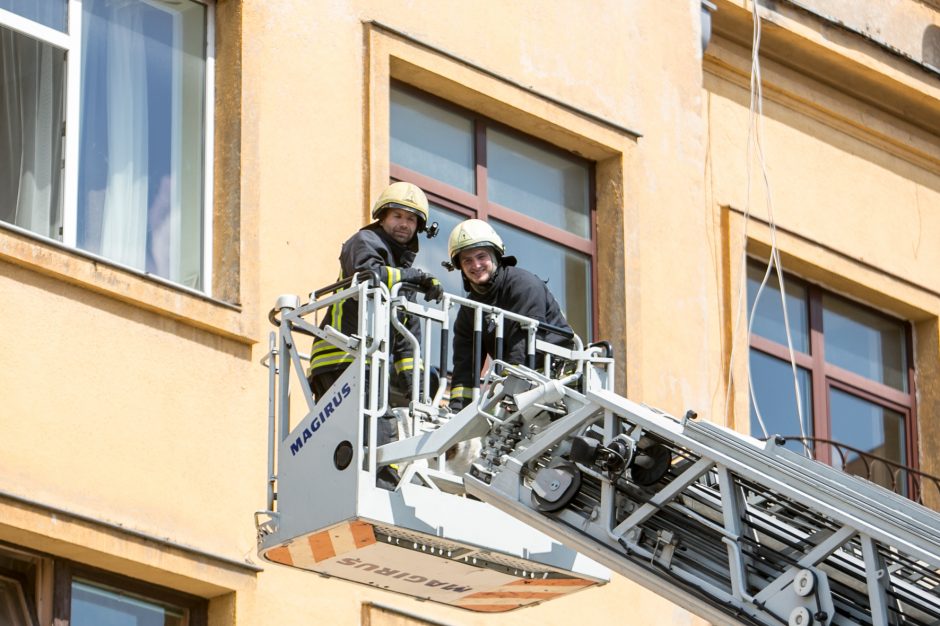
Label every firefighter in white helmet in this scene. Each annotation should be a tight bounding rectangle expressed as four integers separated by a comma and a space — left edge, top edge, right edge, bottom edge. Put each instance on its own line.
446, 219, 572, 412
308, 182, 442, 487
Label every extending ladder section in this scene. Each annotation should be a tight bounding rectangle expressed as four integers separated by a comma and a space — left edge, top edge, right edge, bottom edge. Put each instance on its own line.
459, 363, 940, 625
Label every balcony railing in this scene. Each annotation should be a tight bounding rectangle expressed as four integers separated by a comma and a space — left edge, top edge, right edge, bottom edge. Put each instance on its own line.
771, 436, 940, 508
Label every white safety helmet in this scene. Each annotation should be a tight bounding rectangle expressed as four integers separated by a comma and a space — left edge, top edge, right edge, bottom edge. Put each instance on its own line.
371, 182, 429, 231
447, 219, 505, 268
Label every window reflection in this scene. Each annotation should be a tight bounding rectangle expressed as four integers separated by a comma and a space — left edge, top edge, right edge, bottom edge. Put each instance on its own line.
71, 580, 185, 626
389, 86, 595, 345
390, 88, 475, 193
0, 0, 67, 32
823, 294, 907, 391
749, 350, 812, 454
829, 388, 906, 493
746, 262, 809, 353
413, 205, 465, 372
487, 128, 590, 238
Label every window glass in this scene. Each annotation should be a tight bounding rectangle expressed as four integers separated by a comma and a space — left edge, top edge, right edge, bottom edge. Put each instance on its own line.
828, 388, 906, 493
390, 86, 596, 345
487, 128, 590, 238
413, 204, 465, 297
77, 0, 207, 288
0, 0, 67, 32
391, 87, 475, 193
0, 24, 65, 239
495, 219, 592, 340
747, 262, 809, 353
749, 350, 812, 454
823, 294, 907, 391
413, 204, 465, 371
71, 580, 184, 626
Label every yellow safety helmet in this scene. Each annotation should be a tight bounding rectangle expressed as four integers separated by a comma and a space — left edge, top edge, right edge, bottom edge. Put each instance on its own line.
447, 219, 505, 268
371, 182, 429, 231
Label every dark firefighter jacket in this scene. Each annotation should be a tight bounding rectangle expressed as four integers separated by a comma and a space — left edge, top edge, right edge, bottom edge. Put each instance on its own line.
450, 261, 572, 406
308, 223, 423, 381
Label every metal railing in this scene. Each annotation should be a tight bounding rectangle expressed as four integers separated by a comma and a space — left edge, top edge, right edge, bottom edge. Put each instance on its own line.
771, 435, 940, 508
261, 276, 603, 506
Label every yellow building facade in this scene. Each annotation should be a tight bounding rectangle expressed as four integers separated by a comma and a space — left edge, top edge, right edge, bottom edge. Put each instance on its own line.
1, 0, 938, 624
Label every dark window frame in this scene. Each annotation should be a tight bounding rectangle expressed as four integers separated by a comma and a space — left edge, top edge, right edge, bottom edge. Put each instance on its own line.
0, 542, 47, 626
747, 260, 918, 484
53, 559, 208, 626
389, 81, 598, 338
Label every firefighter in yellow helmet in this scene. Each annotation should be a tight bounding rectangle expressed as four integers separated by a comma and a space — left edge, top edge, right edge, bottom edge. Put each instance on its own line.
446, 219, 572, 411
308, 182, 442, 488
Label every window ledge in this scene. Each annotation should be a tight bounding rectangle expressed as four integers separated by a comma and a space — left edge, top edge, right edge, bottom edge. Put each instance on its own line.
0, 225, 257, 345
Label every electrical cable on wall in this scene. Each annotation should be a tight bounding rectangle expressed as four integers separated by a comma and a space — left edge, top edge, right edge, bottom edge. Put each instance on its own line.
724, 0, 809, 453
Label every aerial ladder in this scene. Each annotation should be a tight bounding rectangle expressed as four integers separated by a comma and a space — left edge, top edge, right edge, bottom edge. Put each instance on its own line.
256, 274, 940, 624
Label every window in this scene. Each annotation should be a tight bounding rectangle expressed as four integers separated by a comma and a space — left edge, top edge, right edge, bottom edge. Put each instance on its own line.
0, 0, 212, 291
0, 545, 207, 626
390, 83, 595, 340
0, 545, 46, 626
64, 564, 207, 626
746, 260, 917, 495
71, 579, 185, 626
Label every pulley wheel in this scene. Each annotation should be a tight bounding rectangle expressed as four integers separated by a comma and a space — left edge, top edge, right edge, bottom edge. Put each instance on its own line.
531, 461, 582, 512
630, 444, 672, 486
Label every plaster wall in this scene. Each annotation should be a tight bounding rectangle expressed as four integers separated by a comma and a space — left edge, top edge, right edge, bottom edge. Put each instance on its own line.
706, 39, 940, 294
2, 0, 938, 624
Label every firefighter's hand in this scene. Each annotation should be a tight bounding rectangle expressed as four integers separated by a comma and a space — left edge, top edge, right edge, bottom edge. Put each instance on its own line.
400, 268, 432, 286
448, 396, 467, 413
422, 277, 444, 303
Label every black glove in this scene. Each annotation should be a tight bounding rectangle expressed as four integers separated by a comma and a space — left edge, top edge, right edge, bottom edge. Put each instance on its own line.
422, 277, 444, 303
400, 267, 431, 286
400, 269, 443, 303
448, 396, 467, 413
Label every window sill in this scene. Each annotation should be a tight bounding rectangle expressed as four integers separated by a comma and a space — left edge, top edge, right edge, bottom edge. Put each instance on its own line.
0, 225, 257, 345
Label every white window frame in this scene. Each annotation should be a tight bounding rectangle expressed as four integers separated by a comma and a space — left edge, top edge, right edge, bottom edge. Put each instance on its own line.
0, 0, 215, 295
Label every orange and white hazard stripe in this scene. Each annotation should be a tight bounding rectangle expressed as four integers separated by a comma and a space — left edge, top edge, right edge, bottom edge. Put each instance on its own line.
454, 577, 596, 612
263, 520, 376, 569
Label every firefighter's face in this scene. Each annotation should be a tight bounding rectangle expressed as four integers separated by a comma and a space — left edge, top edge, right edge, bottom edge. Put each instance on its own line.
459, 247, 496, 286
380, 208, 418, 244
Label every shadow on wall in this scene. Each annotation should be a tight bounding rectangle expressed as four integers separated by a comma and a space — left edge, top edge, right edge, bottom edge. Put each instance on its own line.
924, 25, 940, 71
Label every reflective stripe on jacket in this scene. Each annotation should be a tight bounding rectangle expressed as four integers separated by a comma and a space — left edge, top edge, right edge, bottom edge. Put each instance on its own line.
309, 223, 422, 380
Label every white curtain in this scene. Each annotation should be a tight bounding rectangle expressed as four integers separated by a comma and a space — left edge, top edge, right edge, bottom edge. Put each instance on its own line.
0, 26, 64, 238
82, 0, 149, 270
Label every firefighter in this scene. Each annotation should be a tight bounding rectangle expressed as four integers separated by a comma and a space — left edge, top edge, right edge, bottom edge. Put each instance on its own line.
446, 219, 572, 412
308, 181, 442, 487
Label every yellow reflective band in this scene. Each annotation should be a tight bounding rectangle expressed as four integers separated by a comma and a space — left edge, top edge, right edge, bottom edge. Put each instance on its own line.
450, 386, 473, 399
311, 340, 341, 356
309, 352, 355, 370
385, 266, 401, 289
394, 358, 416, 374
